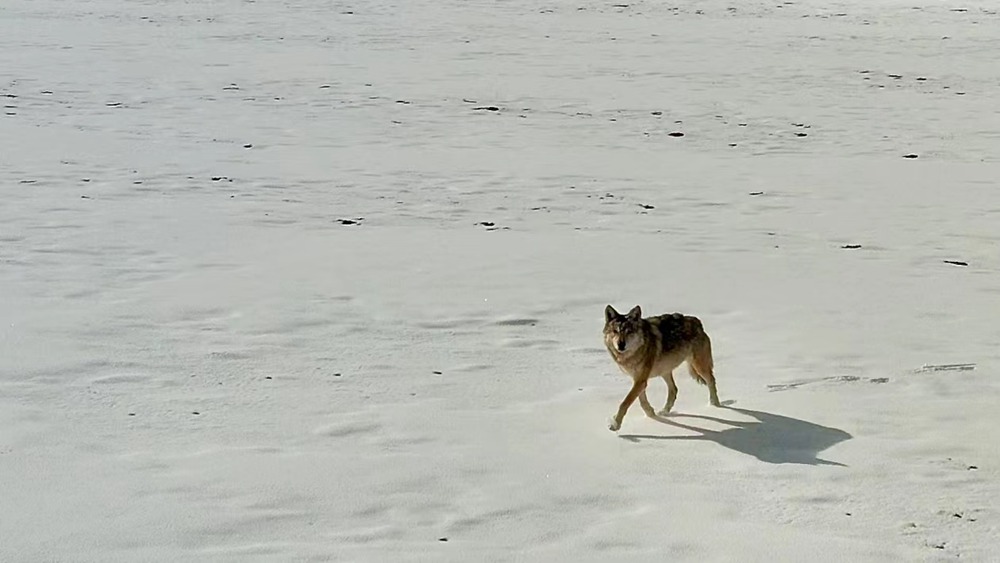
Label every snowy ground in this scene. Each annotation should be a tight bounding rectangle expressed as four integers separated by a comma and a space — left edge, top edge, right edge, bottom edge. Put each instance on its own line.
2, 0, 1000, 561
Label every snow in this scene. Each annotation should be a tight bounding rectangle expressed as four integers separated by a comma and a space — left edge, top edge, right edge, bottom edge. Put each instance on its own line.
2, 0, 999, 560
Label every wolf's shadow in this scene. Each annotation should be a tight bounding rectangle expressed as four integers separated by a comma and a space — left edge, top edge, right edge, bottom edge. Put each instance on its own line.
619, 407, 852, 466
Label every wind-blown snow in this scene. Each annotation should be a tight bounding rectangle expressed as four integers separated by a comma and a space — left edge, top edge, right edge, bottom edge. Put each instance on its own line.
2, 0, 999, 561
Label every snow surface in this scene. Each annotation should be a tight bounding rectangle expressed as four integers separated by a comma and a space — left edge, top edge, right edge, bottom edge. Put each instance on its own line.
2, 0, 1000, 561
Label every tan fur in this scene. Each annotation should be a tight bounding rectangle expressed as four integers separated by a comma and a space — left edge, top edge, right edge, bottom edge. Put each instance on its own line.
603, 304, 721, 432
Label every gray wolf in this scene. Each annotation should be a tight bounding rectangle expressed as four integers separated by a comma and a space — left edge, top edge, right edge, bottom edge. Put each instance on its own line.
603, 305, 720, 431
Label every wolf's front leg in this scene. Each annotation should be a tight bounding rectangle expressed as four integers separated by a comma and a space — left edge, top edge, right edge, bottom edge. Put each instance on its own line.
658, 371, 678, 416
638, 389, 657, 418
609, 377, 648, 432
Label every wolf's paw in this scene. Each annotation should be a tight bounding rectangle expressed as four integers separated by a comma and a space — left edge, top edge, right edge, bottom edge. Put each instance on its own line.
656, 408, 672, 417
643, 409, 658, 419
607, 417, 621, 432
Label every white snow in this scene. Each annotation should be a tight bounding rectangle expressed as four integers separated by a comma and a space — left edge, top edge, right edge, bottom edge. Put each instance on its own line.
2, 0, 999, 561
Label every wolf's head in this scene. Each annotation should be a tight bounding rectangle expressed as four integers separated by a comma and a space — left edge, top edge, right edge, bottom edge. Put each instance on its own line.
603, 305, 644, 355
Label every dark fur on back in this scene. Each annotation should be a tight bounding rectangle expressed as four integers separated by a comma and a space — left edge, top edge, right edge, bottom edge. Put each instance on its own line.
648, 313, 704, 356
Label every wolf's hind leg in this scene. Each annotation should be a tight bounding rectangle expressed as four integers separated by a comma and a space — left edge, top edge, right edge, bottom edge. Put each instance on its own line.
691, 335, 721, 407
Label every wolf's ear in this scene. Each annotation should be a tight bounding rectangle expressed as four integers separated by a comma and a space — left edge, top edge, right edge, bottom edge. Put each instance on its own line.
627, 305, 642, 320
605, 305, 619, 323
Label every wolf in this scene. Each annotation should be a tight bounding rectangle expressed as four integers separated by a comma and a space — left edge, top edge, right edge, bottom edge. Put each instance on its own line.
603, 305, 720, 431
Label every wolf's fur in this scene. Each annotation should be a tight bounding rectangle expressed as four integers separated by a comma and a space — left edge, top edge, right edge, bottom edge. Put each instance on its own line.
603, 304, 720, 431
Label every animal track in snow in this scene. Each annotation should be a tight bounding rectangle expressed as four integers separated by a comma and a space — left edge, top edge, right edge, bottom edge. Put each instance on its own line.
914, 363, 975, 373
313, 421, 381, 438
767, 375, 890, 392
494, 317, 538, 327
